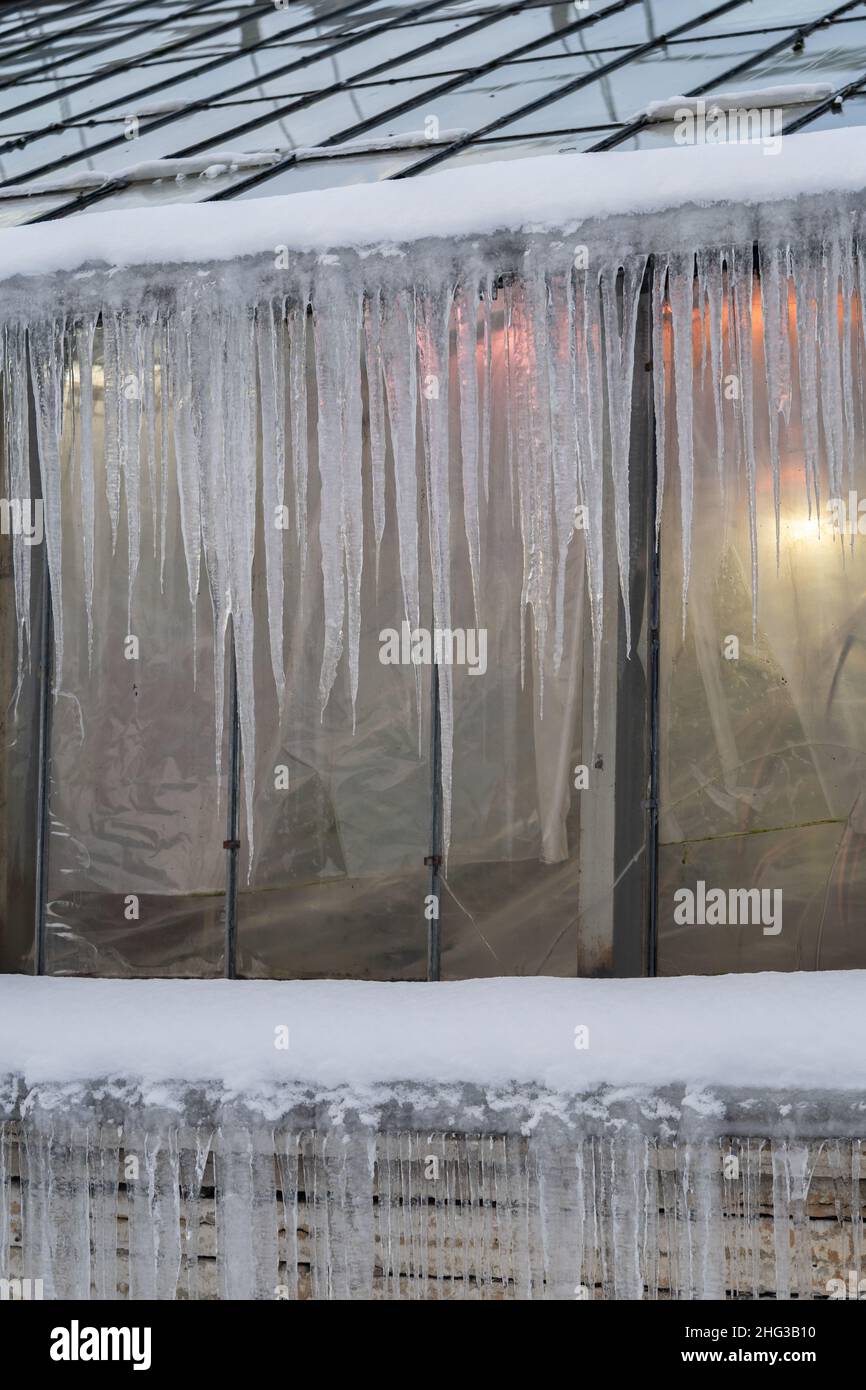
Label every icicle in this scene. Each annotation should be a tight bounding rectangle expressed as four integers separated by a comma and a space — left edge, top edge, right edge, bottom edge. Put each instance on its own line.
192, 303, 229, 784
101, 312, 122, 553
545, 265, 578, 671
256, 299, 287, 716
321, 1128, 376, 1300
117, 310, 143, 632
312, 273, 364, 727
792, 249, 821, 518
166, 306, 202, 670
481, 281, 493, 506
731, 245, 759, 638
142, 310, 159, 566
759, 243, 792, 568
75, 317, 97, 668
362, 287, 387, 584
179, 1129, 211, 1301
223, 305, 259, 870
573, 267, 605, 738
89, 1126, 120, 1301
158, 315, 171, 593
840, 240, 857, 522
416, 276, 455, 859
215, 1126, 278, 1300
379, 277, 421, 737
817, 238, 845, 511
601, 253, 648, 654
508, 264, 553, 705
3, 323, 33, 687
667, 252, 696, 637
455, 282, 482, 627
698, 248, 726, 498
651, 259, 667, 546
288, 300, 309, 584
27, 316, 66, 691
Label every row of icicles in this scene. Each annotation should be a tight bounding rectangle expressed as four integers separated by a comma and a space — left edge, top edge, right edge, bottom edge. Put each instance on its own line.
2, 236, 861, 861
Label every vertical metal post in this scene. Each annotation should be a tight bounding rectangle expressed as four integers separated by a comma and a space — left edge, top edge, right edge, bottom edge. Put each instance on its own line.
33, 555, 52, 976
425, 661, 443, 981
223, 616, 241, 979
646, 390, 661, 979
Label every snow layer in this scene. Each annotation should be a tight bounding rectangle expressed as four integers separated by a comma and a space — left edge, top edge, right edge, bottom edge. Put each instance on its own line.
1, 971, 864, 1098
2, 151, 282, 198
637, 84, 835, 122
0, 128, 865, 278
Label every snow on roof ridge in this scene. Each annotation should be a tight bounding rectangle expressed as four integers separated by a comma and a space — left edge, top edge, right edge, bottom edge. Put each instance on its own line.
2, 150, 284, 199
0, 126, 865, 284
0, 971, 864, 1098
635, 83, 836, 123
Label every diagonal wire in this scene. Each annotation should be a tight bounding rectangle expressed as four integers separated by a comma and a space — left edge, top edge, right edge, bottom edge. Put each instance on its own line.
0, 0, 365, 135
198, 0, 646, 202
0, 0, 215, 81
3, 0, 423, 188
587, 0, 866, 150
0, 0, 119, 48
781, 67, 866, 132
21, 0, 587, 217
387, 0, 754, 178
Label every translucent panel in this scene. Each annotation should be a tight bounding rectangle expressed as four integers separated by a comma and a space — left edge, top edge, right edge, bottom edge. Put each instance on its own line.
0, 194, 70, 226
658, 271, 866, 975
235, 280, 651, 979
230, 150, 420, 198
237, 323, 432, 979
43, 333, 228, 977
0, 397, 42, 973
685, 0, 857, 39
425, 128, 611, 171
1, 15, 465, 132
797, 94, 866, 134
67, 164, 284, 214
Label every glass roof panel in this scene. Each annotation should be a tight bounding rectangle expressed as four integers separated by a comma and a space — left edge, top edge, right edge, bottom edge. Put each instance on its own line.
1, 0, 864, 218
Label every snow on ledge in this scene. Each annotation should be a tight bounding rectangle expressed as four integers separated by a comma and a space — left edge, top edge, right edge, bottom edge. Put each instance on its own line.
1, 127, 866, 282
0, 971, 864, 1101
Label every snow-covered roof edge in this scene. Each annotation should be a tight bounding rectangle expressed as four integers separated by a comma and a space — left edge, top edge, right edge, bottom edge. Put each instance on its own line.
1, 127, 866, 283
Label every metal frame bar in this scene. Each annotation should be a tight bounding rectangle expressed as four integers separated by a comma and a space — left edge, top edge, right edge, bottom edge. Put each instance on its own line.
426, 664, 443, 981
781, 69, 866, 133
224, 615, 241, 979
0, 0, 223, 95
6, 0, 429, 194
588, 0, 866, 151
0, 0, 350, 139
201, 0, 643, 202
387, 0, 752, 178
645, 311, 661, 979
20, 0, 546, 216
33, 546, 52, 976
0, 0, 112, 48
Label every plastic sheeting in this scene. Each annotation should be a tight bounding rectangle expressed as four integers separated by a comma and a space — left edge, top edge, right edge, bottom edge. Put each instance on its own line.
659, 275, 866, 973
2, 290, 638, 978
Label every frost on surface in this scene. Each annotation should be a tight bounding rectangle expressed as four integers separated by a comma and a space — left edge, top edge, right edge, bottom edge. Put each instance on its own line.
2, 1105, 864, 1300
2, 209, 865, 862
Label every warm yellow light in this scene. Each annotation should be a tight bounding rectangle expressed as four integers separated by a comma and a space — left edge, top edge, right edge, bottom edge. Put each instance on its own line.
783, 515, 823, 545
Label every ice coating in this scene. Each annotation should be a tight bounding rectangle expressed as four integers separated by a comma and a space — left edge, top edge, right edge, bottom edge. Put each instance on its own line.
2, 199, 866, 862
2, 971, 866, 1299
3, 1114, 863, 1299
